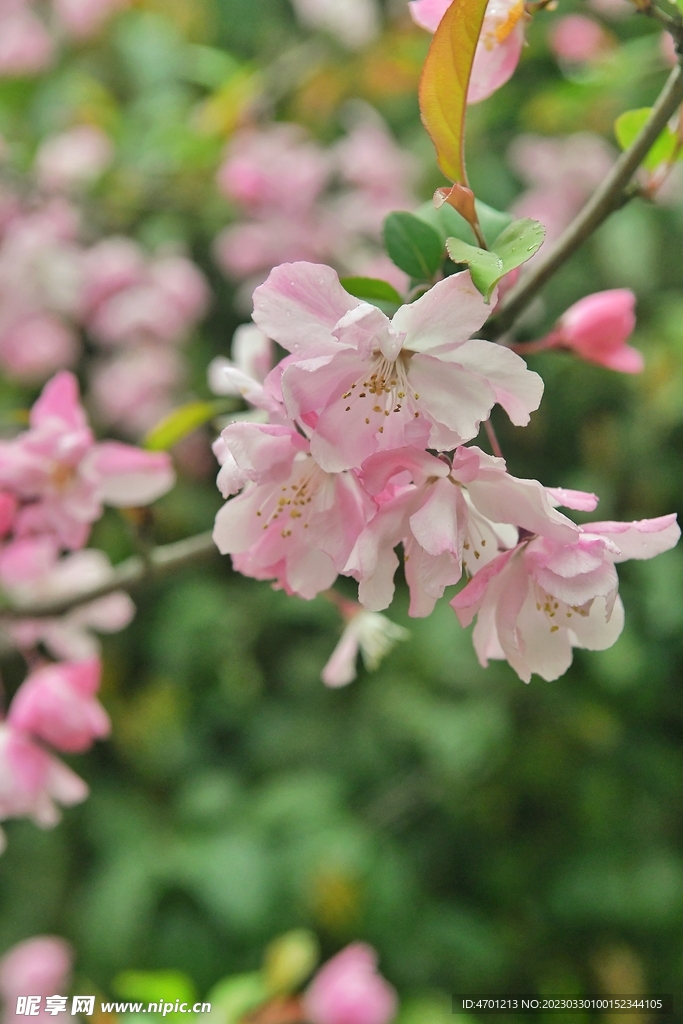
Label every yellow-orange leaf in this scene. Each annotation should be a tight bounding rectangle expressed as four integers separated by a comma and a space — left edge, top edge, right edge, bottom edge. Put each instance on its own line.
418, 0, 489, 185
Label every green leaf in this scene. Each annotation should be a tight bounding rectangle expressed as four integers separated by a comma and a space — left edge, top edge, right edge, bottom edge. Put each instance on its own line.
614, 108, 678, 172
416, 199, 513, 249
383, 212, 444, 280
206, 972, 269, 1024
113, 970, 196, 1004
446, 218, 545, 302
144, 399, 235, 451
339, 276, 403, 305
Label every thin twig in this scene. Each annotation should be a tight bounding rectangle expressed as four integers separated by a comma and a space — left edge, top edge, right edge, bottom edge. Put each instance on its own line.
489, 61, 683, 338
2, 531, 218, 620
485, 420, 504, 459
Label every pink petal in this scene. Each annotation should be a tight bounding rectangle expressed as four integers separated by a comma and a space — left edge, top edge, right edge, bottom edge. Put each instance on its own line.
30, 371, 88, 431
88, 442, 175, 506
360, 448, 448, 496
408, 353, 495, 446
408, 0, 452, 33
468, 22, 525, 105
322, 626, 361, 687
220, 423, 308, 484
438, 339, 543, 426
252, 262, 359, 355
546, 487, 599, 512
586, 514, 680, 562
392, 272, 491, 354
450, 547, 518, 627
409, 477, 465, 557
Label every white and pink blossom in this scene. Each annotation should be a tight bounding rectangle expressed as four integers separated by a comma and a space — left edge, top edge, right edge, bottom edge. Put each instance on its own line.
452, 515, 680, 682
253, 262, 543, 473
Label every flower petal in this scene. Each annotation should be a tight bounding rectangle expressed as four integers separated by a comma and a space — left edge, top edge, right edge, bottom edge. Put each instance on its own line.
586, 515, 680, 561
89, 442, 175, 506
436, 338, 543, 426
392, 272, 491, 354
252, 262, 359, 355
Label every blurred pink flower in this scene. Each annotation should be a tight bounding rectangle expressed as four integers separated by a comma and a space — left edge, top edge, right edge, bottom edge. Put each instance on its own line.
554, 290, 643, 373
549, 15, 608, 64
89, 344, 184, 438
509, 133, 615, 248
0, 371, 175, 549
87, 254, 209, 346
81, 236, 147, 314
53, 0, 130, 39
217, 125, 331, 218
0, 9, 54, 77
5, 547, 135, 660
8, 658, 110, 753
0, 724, 88, 852
0, 936, 72, 1020
35, 125, 113, 192
0, 314, 79, 381
304, 944, 397, 1024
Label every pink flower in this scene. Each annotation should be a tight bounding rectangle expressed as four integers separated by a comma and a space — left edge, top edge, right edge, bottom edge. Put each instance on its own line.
53, 0, 130, 39
217, 126, 331, 218
0, 9, 54, 77
253, 263, 543, 473
5, 547, 135, 659
549, 15, 609, 65
0, 936, 72, 1022
208, 324, 279, 416
213, 423, 375, 599
409, 0, 527, 104
34, 126, 113, 192
0, 313, 79, 381
452, 514, 680, 682
345, 446, 578, 617
0, 371, 175, 549
508, 133, 616, 249
88, 345, 184, 438
304, 944, 397, 1024
555, 290, 643, 373
81, 236, 147, 314
8, 659, 109, 753
0, 724, 88, 852
322, 607, 409, 687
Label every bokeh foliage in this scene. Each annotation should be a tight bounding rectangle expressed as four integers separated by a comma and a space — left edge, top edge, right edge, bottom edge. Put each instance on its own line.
1, 0, 683, 1016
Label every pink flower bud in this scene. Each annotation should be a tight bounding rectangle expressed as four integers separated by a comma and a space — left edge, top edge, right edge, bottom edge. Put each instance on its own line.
556, 289, 643, 373
8, 659, 110, 754
0, 936, 72, 1003
549, 15, 608, 64
304, 944, 397, 1024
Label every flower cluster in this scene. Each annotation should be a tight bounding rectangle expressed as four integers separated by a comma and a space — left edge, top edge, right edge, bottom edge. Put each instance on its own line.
0, 156, 210, 433
0, 371, 174, 847
212, 261, 679, 684
213, 118, 418, 301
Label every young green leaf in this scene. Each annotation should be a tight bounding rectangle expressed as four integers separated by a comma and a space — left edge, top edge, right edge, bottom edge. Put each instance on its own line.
383, 211, 444, 280
339, 276, 403, 304
144, 399, 236, 451
614, 108, 679, 172
113, 969, 196, 1003
446, 218, 545, 302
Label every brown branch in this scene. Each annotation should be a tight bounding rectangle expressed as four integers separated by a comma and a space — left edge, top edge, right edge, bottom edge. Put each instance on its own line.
2, 531, 218, 620
488, 61, 683, 338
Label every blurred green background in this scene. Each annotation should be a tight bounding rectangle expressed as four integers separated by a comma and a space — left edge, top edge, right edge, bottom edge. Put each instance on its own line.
0, 0, 682, 1017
